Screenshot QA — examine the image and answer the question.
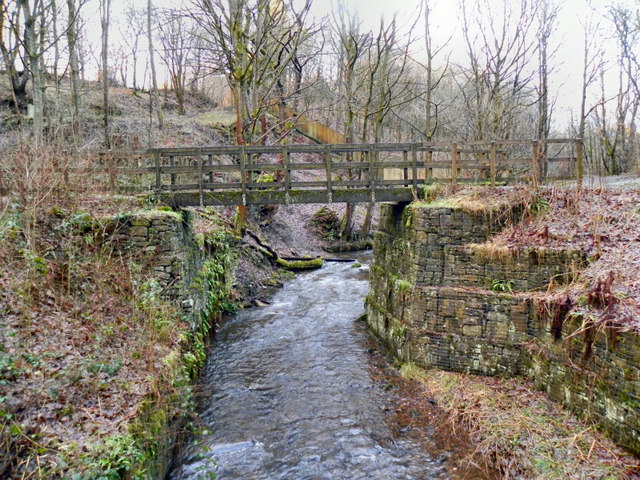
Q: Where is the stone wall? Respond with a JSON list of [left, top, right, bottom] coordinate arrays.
[[105, 209, 207, 323], [367, 202, 640, 455]]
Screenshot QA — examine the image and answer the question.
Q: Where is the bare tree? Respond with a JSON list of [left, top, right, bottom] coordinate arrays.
[[535, 0, 560, 177], [1, 1, 30, 113], [576, 10, 605, 173], [331, 2, 367, 237], [20, 0, 45, 145], [609, 4, 640, 173], [423, 0, 450, 141], [359, 17, 416, 237], [120, 5, 145, 90], [157, 9, 195, 115], [100, 0, 111, 148], [190, 0, 315, 231], [459, 0, 538, 140], [190, 0, 314, 145], [148, 0, 164, 131]]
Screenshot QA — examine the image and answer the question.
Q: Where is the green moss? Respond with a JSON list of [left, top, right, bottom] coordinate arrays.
[[276, 257, 324, 270], [256, 173, 277, 183], [155, 206, 174, 213], [194, 233, 205, 249], [395, 278, 412, 292]]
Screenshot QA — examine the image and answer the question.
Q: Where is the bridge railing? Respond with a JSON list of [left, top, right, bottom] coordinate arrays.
[[4, 139, 578, 201], [138, 139, 580, 205]]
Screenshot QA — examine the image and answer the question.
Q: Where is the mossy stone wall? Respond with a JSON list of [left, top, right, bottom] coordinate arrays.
[[104, 209, 225, 477], [367, 202, 640, 454], [106, 210, 206, 320]]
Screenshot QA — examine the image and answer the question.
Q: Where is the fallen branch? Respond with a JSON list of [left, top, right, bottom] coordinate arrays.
[[245, 229, 324, 270]]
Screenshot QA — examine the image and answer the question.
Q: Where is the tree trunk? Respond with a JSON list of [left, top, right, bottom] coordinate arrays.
[[66, 0, 82, 131], [21, 0, 44, 146], [147, 0, 164, 131], [100, 0, 111, 148]]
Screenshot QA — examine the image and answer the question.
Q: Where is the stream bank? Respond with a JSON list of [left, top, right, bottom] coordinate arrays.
[[366, 187, 640, 477]]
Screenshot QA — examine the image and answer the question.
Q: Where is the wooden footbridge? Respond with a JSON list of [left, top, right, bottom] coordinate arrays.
[[68, 139, 581, 207]]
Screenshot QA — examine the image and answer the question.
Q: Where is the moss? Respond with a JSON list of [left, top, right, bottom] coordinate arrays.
[[194, 233, 205, 249], [276, 256, 324, 270]]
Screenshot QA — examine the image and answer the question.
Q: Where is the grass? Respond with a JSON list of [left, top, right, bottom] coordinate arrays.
[[192, 110, 237, 127], [399, 363, 637, 479]]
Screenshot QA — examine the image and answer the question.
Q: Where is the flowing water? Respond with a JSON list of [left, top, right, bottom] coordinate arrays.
[[168, 254, 453, 480]]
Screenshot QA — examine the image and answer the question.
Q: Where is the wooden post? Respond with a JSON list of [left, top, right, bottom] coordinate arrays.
[[576, 138, 583, 189], [368, 145, 375, 202], [426, 147, 433, 180], [207, 154, 214, 186], [169, 155, 176, 188], [411, 144, 418, 192], [154, 152, 161, 192], [325, 145, 333, 203], [490, 141, 497, 187], [531, 140, 539, 190], [198, 155, 204, 206], [451, 142, 458, 185], [283, 145, 290, 204], [403, 149, 409, 186]]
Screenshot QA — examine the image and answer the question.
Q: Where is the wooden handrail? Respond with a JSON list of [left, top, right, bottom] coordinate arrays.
[[45, 139, 581, 202]]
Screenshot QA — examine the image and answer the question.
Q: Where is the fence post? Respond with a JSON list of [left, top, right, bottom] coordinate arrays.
[[207, 154, 214, 185], [411, 144, 418, 192], [169, 155, 176, 188], [368, 145, 375, 202], [154, 152, 161, 192], [198, 155, 204, 207], [283, 145, 290, 204], [403, 149, 409, 186], [490, 141, 497, 187], [576, 138, 583, 189], [451, 142, 458, 185], [531, 140, 539, 190]]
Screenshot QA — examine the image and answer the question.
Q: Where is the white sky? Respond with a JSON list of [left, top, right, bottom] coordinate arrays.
[[87, 0, 631, 130]]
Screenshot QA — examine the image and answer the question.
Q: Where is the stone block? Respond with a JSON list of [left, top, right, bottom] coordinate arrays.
[[129, 226, 148, 237], [130, 218, 151, 227]]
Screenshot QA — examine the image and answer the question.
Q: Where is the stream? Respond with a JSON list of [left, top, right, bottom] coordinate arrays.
[[168, 253, 464, 479]]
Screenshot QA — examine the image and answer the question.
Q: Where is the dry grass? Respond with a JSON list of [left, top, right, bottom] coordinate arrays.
[[467, 242, 515, 262], [487, 187, 640, 330], [418, 184, 531, 215], [400, 364, 640, 479], [0, 143, 193, 478]]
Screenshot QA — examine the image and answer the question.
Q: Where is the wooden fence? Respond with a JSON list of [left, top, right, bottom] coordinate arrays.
[[0, 139, 582, 205]]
